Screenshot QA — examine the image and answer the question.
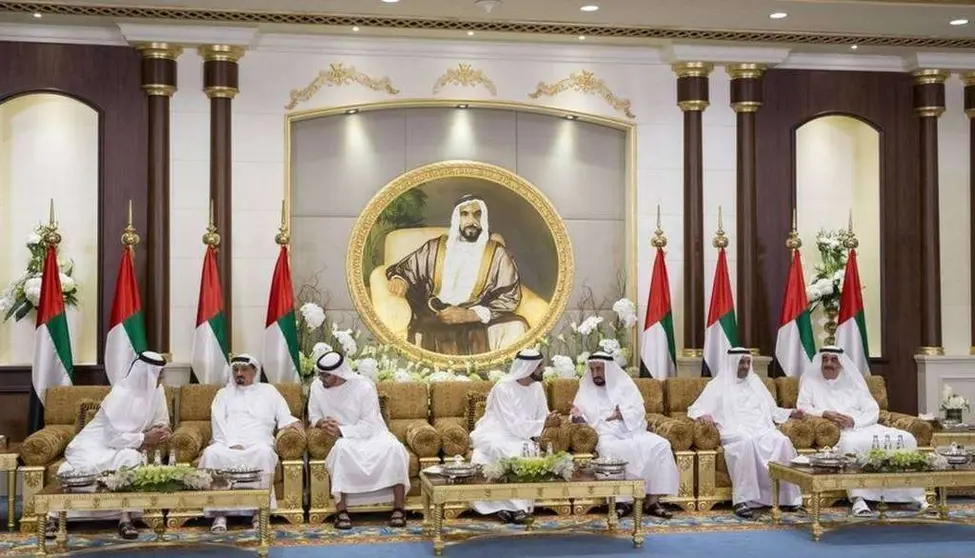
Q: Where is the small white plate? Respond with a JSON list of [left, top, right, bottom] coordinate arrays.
[[791, 456, 811, 466], [422, 466, 444, 475]]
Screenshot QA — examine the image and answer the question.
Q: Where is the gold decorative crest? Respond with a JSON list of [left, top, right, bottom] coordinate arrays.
[[528, 70, 635, 119], [432, 63, 498, 96], [285, 63, 400, 110], [346, 160, 574, 369]]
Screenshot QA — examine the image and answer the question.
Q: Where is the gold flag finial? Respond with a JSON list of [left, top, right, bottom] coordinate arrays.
[[843, 210, 859, 250], [713, 206, 729, 249], [43, 199, 62, 247], [121, 199, 141, 248], [651, 204, 667, 248], [786, 208, 801, 250], [202, 199, 221, 247], [275, 199, 291, 246]]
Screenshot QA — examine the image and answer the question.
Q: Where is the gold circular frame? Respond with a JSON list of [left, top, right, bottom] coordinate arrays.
[[347, 160, 574, 369]]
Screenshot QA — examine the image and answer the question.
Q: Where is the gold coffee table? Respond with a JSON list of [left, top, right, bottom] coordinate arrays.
[[0, 444, 18, 531], [769, 461, 975, 541], [32, 481, 272, 556], [420, 470, 646, 556]]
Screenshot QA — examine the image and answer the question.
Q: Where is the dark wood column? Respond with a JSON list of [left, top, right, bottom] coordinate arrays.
[[913, 69, 948, 356], [136, 43, 181, 354], [965, 72, 975, 355], [200, 44, 243, 343], [674, 62, 712, 357], [728, 63, 764, 353]]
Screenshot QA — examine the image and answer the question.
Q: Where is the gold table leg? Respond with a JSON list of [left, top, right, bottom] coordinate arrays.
[[811, 492, 822, 542], [877, 497, 888, 521], [938, 487, 949, 520], [421, 489, 431, 535], [35, 513, 46, 556], [606, 497, 618, 534], [632, 497, 644, 548], [258, 503, 270, 557], [771, 479, 781, 525], [56, 511, 66, 552], [6, 469, 15, 532], [433, 504, 445, 557]]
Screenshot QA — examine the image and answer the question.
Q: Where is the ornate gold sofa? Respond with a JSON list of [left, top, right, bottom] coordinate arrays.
[[546, 378, 697, 512], [368, 227, 550, 339], [18, 385, 176, 533], [663, 377, 815, 511], [305, 381, 442, 523], [166, 383, 307, 526]]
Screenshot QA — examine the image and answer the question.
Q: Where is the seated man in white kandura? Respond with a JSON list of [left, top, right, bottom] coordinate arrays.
[[572, 352, 677, 519], [470, 348, 561, 524], [199, 354, 302, 534], [48, 351, 171, 540], [798, 346, 929, 517], [309, 351, 410, 530], [688, 347, 803, 519]]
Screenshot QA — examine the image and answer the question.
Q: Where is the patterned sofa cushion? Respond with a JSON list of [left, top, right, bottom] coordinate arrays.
[[75, 400, 101, 433], [465, 392, 489, 433]]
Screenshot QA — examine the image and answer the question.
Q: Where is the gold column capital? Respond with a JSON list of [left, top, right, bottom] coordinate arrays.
[[136, 42, 183, 60], [199, 44, 245, 63], [143, 85, 176, 97], [672, 61, 713, 78], [680, 348, 703, 358], [913, 68, 949, 85], [203, 86, 238, 100], [726, 63, 766, 80], [915, 106, 946, 118], [918, 346, 945, 356], [732, 101, 761, 113], [962, 71, 975, 87], [678, 100, 709, 111]]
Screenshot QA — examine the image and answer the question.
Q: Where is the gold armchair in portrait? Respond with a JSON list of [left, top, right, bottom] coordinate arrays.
[[369, 226, 550, 342]]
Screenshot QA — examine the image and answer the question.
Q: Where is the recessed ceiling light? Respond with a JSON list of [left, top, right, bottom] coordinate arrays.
[[580, 5, 599, 12], [565, 114, 578, 120], [769, 12, 787, 19], [850, 44, 858, 50], [578, 35, 586, 40], [381, 0, 399, 3], [32, 12, 42, 18], [467, 30, 475, 36], [456, 104, 469, 109], [950, 18, 969, 25], [346, 108, 359, 115], [352, 26, 360, 32]]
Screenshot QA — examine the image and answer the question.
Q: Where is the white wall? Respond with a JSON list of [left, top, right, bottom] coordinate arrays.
[[166, 37, 741, 363], [0, 93, 99, 365]]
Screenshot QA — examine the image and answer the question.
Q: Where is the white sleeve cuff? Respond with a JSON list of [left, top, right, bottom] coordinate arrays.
[[471, 305, 491, 324]]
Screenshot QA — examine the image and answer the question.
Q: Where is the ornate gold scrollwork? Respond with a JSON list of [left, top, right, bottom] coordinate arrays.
[[528, 70, 635, 118]]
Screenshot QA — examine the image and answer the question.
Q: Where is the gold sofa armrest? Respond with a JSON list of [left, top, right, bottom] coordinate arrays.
[[170, 422, 210, 464], [806, 416, 841, 448], [540, 422, 573, 453], [647, 413, 693, 451], [778, 418, 815, 450], [306, 427, 339, 460], [21, 425, 75, 466], [405, 423, 442, 459], [883, 412, 934, 447], [275, 427, 307, 461]]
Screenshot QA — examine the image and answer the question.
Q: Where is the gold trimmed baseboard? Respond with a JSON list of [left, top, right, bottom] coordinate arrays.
[[918, 346, 946, 356]]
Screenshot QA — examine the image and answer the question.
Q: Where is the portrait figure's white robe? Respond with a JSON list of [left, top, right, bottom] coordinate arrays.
[[308, 377, 410, 507], [689, 353, 801, 507], [469, 362, 550, 514], [199, 382, 298, 515], [573, 361, 678, 501]]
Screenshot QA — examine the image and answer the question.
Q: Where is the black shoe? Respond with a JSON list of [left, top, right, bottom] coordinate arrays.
[[645, 502, 673, 520], [44, 517, 58, 540], [511, 511, 532, 525], [497, 510, 514, 524], [781, 505, 803, 513], [733, 503, 755, 520], [614, 502, 634, 518], [118, 521, 139, 540]]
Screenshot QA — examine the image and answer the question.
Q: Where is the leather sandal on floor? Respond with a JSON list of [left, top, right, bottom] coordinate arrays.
[[334, 511, 353, 530], [733, 503, 755, 520], [615, 503, 634, 518], [118, 521, 138, 540], [44, 517, 58, 540], [646, 502, 673, 520], [389, 508, 407, 528], [511, 511, 532, 525]]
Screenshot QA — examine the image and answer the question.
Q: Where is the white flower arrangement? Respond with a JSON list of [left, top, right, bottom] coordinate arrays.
[[299, 303, 326, 331], [331, 324, 358, 357], [612, 298, 638, 328], [806, 229, 854, 313], [941, 384, 970, 412], [575, 316, 604, 336], [1, 225, 78, 323]]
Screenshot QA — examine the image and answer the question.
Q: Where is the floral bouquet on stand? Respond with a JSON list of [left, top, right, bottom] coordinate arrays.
[[482, 451, 575, 483], [805, 228, 854, 345], [0, 225, 78, 323], [101, 465, 214, 492], [940, 384, 970, 424]]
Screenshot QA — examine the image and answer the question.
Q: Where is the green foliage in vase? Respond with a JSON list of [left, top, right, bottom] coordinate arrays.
[[363, 189, 428, 286], [484, 451, 575, 483], [861, 449, 933, 473]]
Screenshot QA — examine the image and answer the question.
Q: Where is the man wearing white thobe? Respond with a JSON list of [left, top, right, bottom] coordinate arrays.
[[688, 348, 803, 519], [309, 351, 410, 530], [199, 354, 301, 533], [798, 346, 928, 517], [49, 351, 171, 540], [571, 352, 677, 519], [469, 348, 561, 524]]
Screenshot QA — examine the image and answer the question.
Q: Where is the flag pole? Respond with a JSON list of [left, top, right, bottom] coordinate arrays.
[[121, 199, 141, 250], [713, 206, 728, 249], [43, 198, 62, 247], [203, 199, 221, 247], [844, 210, 859, 250], [652, 204, 667, 249], [275, 198, 290, 246], [786, 208, 801, 251]]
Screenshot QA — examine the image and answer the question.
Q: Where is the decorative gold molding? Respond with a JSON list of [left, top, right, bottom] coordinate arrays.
[[680, 348, 703, 358], [204, 85, 239, 100], [143, 84, 176, 97], [673, 62, 714, 78], [678, 100, 709, 112], [198, 44, 244, 63], [528, 70, 634, 119], [731, 101, 762, 113], [6, 3, 975, 49], [962, 72, 975, 87], [432, 63, 497, 96], [915, 106, 946, 118], [136, 42, 182, 60], [913, 69, 950, 85], [286, 63, 399, 110], [918, 346, 946, 356], [726, 63, 765, 80]]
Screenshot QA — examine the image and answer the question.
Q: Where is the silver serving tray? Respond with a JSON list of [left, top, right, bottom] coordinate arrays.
[[936, 447, 970, 465], [58, 473, 98, 488], [218, 468, 263, 483], [441, 463, 479, 478], [809, 454, 853, 469]]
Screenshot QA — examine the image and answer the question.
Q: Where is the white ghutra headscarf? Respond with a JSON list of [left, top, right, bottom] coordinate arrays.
[[500, 348, 543, 382], [688, 348, 777, 424], [800, 345, 869, 399], [438, 196, 490, 306], [101, 351, 166, 434]]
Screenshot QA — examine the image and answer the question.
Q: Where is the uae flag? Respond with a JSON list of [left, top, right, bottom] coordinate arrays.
[[836, 249, 870, 375], [105, 247, 148, 384], [774, 250, 816, 377], [702, 248, 739, 377], [641, 247, 676, 379], [190, 246, 230, 384], [29, 244, 74, 433], [263, 246, 301, 383]]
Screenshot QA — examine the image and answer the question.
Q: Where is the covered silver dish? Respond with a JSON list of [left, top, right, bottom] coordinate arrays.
[[809, 447, 854, 469], [57, 470, 98, 488], [591, 457, 628, 479], [441, 456, 478, 478], [937, 444, 970, 466], [217, 466, 263, 483]]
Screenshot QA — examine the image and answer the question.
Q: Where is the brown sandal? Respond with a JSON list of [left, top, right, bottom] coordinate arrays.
[[389, 508, 407, 528], [44, 517, 58, 540], [333, 511, 352, 530]]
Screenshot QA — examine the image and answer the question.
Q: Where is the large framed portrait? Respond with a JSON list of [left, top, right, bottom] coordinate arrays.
[[347, 160, 574, 369]]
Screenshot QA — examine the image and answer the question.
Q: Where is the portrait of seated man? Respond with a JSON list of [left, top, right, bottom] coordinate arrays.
[[384, 194, 528, 356]]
